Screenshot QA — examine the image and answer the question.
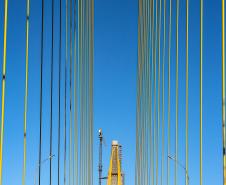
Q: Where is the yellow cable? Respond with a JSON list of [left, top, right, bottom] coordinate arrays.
[[144, 2, 149, 184], [149, 0, 154, 184], [0, 1, 8, 184], [142, 0, 145, 183], [186, 0, 189, 185], [90, 0, 93, 180], [22, 0, 30, 185], [69, 0, 72, 184], [140, 0, 144, 182], [89, 0, 94, 183], [157, 0, 161, 183], [161, 0, 166, 184], [148, 3, 152, 182], [136, 1, 142, 183], [64, 0, 68, 184], [73, 2, 78, 185], [140, 2, 144, 183], [151, 0, 155, 184], [78, 0, 83, 184], [167, 1, 171, 184], [200, 0, 203, 184], [80, 1, 84, 184], [222, 0, 226, 184], [175, 0, 179, 184], [155, 0, 158, 183], [85, 2, 89, 184]]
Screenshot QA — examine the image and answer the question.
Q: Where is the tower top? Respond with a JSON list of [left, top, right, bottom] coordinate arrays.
[[112, 140, 119, 146]]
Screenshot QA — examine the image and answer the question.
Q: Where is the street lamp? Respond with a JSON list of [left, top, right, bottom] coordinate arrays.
[[168, 155, 189, 185], [34, 154, 55, 185]]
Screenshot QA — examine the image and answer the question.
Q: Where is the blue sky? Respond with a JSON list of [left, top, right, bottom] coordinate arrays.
[[0, 0, 224, 185]]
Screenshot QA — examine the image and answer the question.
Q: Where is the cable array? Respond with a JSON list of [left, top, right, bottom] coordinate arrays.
[[0, 0, 224, 184], [78, 0, 94, 185], [135, 0, 152, 184], [16, 0, 93, 184], [135, 0, 193, 185]]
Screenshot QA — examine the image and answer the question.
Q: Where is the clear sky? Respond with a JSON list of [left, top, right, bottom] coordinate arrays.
[[0, 0, 223, 185]]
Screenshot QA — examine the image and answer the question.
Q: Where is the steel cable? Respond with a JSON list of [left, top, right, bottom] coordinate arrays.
[[22, 0, 30, 184]]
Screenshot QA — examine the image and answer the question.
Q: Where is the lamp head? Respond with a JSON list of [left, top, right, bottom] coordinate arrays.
[[98, 129, 102, 137]]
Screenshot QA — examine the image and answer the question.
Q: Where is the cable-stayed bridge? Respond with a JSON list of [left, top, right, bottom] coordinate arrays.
[[0, 0, 226, 185]]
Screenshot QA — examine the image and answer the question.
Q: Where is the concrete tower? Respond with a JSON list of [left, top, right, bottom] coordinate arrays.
[[107, 141, 124, 185]]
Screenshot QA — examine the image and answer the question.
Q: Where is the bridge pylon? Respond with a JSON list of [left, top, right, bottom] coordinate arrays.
[[107, 141, 124, 185]]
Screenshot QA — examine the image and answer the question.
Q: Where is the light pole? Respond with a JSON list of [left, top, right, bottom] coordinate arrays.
[[168, 155, 189, 185], [34, 154, 55, 185], [98, 129, 103, 185]]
